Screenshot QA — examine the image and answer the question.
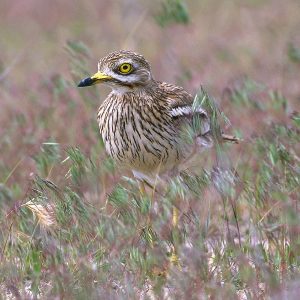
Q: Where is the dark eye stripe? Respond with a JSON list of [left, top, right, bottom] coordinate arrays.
[[111, 78, 134, 88]]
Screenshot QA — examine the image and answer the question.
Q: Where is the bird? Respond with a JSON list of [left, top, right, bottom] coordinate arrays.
[[78, 50, 238, 268], [78, 50, 238, 187]]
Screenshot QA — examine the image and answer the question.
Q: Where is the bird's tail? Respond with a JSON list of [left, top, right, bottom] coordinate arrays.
[[221, 133, 241, 144], [196, 132, 241, 148]]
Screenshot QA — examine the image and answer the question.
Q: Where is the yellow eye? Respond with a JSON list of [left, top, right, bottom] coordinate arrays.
[[119, 63, 133, 74]]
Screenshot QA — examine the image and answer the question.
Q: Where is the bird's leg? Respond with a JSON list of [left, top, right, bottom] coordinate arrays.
[[172, 206, 179, 227], [170, 205, 181, 269], [139, 180, 146, 195], [138, 180, 155, 249], [138, 180, 152, 226]]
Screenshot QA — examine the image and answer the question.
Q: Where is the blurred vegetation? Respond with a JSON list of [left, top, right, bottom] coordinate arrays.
[[0, 0, 300, 298], [288, 43, 300, 63], [155, 0, 189, 27]]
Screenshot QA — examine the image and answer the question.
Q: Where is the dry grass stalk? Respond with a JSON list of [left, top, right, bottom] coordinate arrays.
[[23, 199, 56, 228]]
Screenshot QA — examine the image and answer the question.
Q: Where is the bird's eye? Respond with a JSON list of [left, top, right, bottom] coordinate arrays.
[[118, 63, 133, 74]]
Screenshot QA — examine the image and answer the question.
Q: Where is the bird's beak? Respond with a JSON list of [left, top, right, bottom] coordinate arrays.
[[77, 71, 112, 87]]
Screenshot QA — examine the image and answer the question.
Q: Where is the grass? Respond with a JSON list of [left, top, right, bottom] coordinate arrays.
[[1, 62, 299, 297], [1, 0, 300, 298]]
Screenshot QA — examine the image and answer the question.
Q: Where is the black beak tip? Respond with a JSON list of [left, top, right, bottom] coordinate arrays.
[[77, 77, 93, 87], [77, 81, 85, 87]]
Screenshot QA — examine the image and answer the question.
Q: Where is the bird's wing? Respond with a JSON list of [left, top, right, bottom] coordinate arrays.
[[159, 82, 240, 145], [158, 82, 210, 135]]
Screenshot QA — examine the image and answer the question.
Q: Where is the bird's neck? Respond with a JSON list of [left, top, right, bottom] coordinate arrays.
[[111, 85, 134, 95], [108, 81, 161, 107], [110, 80, 158, 97]]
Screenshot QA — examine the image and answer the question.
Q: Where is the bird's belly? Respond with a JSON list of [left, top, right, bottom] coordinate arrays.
[[100, 113, 180, 174]]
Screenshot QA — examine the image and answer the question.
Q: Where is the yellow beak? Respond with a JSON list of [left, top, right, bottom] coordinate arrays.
[[77, 71, 112, 87]]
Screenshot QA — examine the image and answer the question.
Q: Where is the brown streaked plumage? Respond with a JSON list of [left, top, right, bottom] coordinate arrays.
[[78, 50, 238, 184]]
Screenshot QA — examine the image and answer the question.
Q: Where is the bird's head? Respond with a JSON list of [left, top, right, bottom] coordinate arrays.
[[78, 50, 153, 93]]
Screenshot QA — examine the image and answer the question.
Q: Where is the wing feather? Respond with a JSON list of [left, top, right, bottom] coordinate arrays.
[[157, 82, 240, 144], [158, 82, 210, 134]]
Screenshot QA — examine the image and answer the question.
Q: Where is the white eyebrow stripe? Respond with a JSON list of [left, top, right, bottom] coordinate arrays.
[[170, 106, 207, 117]]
